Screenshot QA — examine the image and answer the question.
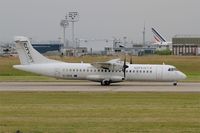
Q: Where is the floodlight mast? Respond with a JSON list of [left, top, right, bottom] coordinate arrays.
[[143, 22, 146, 45], [60, 19, 69, 48], [67, 12, 79, 48]]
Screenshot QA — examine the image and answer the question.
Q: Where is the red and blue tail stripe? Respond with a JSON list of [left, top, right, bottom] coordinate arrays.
[[152, 28, 166, 42]]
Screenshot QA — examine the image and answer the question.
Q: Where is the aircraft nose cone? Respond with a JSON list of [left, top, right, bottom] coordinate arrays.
[[183, 73, 187, 79], [180, 72, 187, 80]]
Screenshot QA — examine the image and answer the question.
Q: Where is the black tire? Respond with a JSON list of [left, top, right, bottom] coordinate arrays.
[[101, 80, 110, 86], [105, 81, 110, 86], [173, 82, 177, 86]]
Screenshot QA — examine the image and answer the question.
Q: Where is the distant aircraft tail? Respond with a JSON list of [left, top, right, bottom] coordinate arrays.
[[151, 28, 167, 43], [14, 36, 57, 65]]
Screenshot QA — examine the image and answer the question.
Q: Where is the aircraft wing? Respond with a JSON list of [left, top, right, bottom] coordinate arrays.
[[91, 58, 123, 70]]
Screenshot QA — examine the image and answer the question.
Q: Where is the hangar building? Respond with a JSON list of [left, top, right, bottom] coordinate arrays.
[[172, 36, 200, 56]]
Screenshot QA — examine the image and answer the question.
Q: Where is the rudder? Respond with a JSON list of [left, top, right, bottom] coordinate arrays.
[[14, 36, 57, 65]]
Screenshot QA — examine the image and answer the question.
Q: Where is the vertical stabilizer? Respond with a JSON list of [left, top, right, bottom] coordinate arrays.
[[14, 36, 57, 65], [151, 28, 167, 43]]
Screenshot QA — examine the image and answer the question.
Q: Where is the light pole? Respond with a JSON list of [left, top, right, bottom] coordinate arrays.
[[60, 19, 69, 48], [143, 22, 146, 45], [67, 12, 79, 48]]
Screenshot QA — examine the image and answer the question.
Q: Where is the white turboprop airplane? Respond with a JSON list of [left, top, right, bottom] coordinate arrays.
[[13, 36, 186, 86], [152, 27, 172, 45]]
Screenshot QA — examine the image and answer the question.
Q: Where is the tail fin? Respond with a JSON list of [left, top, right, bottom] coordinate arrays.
[[14, 36, 57, 65], [151, 28, 167, 43]]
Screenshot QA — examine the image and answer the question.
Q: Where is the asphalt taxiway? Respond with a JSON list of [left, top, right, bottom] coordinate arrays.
[[0, 82, 199, 92]]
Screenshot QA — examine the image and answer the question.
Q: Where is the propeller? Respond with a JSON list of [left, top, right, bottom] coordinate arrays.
[[122, 56, 129, 78], [130, 56, 133, 64]]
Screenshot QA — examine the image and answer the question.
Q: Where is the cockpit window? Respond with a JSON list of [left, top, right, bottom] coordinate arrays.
[[168, 68, 177, 71]]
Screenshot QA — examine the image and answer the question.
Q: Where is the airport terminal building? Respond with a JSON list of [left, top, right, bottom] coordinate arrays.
[[32, 43, 62, 54], [172, 36, 200, 56]]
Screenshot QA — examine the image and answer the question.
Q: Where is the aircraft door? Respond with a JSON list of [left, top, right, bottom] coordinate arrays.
[[156, 66, 163, 80]]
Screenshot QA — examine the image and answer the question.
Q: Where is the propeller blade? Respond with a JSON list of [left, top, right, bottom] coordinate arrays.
[[123, 56, 129, 78], [124, 56, 126, 67], [130, 56, 133, 64]]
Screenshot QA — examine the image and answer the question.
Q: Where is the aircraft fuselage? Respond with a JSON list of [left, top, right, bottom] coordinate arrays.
[[14, 63, 186, 83]]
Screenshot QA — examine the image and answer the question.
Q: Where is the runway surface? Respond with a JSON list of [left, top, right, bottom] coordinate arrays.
[[0, 82, 199, 92]]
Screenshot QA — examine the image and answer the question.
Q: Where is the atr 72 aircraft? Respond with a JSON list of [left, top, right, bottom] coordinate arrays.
[[13, 36, 186, 86]]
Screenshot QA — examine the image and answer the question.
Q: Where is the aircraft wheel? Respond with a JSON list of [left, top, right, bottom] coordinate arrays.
[[173, 82, 177, 86], [105, 81, 110, 86], [101, 80, 110, 86]]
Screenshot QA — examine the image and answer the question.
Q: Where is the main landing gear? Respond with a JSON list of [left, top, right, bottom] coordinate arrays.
[[173, 82, 178, 86], [101, 80, 111, 86]]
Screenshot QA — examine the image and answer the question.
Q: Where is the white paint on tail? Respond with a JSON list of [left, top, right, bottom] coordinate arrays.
[[14, 36, 58, 65]]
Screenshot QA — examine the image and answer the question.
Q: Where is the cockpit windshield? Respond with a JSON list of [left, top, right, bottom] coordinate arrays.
[[168, 68, 177, 71]]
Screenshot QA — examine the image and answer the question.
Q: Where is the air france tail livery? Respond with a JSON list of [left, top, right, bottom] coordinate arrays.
[[13, 36, 186, 86], [152, 28, 172, 45]]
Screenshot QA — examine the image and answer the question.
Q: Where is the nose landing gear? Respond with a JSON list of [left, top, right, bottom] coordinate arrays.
[[173, 82, 177, 86]]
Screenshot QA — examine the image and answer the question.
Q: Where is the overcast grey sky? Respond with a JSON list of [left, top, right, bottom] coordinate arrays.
[[0, 0, 199, 42]]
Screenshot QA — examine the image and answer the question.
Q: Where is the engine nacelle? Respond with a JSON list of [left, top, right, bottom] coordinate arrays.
[[110, 76, 125, 83]]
